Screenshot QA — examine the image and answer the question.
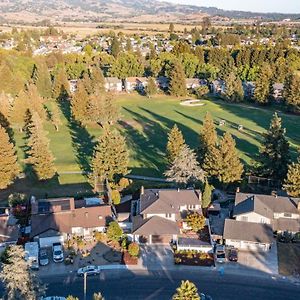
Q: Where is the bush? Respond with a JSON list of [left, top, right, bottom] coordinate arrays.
[[107, 221, 123, 241], [94, 231, 106, 243], [128, 243, 139, 257], [8, 193, 27, 207], [185, 213, 206, 233], [121, 236, 128, 250]]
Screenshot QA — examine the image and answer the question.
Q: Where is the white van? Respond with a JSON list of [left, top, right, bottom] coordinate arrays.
[[25, 242, 39, 270]]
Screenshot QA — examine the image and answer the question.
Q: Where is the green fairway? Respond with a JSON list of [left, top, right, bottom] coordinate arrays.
[[1, 93, 299, 200]]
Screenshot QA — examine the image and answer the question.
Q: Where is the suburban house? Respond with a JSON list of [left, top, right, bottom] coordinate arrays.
[[30, 197, 112, 248], [131, 189, 205, 245], [156, 76, 169, 90], [125, 77, 148, 92], [272, 83, 284, 101], [69, 79, 78, 94], [243, 81, 256, 98], [223, 193, 300, 251], [0, 209, 19, 248], [104, 77, 123, 92], [210, 79, 226, 95], [185, 78, 207, 90]]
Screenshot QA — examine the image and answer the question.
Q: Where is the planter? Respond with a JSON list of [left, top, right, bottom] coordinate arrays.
[[174, 251, 214, 267], [122, 251, 138, 265]]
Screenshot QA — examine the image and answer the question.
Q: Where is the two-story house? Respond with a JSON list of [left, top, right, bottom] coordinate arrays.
[[223, 193, 300, 251], [30, 197, 112, 248], [104, 77, 123, 92], [131, 188, 202, 245]]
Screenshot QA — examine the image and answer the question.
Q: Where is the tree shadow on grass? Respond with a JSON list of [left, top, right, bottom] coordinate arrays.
[[58, 100, 96, 174]]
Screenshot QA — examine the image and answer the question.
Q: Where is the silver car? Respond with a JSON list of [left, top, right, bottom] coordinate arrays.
[[39, 249, 49, 266]]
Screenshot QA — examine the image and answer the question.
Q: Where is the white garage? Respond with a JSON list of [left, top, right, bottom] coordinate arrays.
[[36, 230, 65, 248], [225, 239, 270, 252]]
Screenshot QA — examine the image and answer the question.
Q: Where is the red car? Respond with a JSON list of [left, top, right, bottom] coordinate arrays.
[[228, 248, 238, 262]]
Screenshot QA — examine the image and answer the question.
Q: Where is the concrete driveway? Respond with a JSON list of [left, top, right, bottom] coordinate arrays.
[[224, 243, 278, 275]]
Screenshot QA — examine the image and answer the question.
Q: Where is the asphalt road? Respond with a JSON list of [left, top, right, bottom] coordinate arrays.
[[42, 269, 300, 300]]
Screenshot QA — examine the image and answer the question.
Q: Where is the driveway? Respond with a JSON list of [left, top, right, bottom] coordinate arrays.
[[223, 243, 278, 275]]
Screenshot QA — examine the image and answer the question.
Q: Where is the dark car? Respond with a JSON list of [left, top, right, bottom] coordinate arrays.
[[228, 248, 238, 262]]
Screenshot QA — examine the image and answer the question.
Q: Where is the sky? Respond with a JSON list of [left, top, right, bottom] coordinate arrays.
[[167, 0, 300, 14]]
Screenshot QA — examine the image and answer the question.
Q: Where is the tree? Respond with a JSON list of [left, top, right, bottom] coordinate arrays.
[[224, 72, 244, 102], [165, 144, 205, 185], [10, 90, 29, 132], [284, 73, 300, 112], [71, 81, 89, 124], [202, 179, 212, 209], [111, 36, 121, 58], [92, 127, 129, 189], [145, 77, 157, 98], [128, 243, 140, 257], [66, 296, 79, 300], [204, 132, 243, 185], [169, 23, 175, 33], [26, 112, 56, 180], [0, 245, 45, 300], [27, 84, 46, 120], [90, 66, 105, 93], [0, 125, 20, 189], [195, 85, 209, 99], [169, 62, 187, 97], [0, 92, 12, 123], [52, 67, 70, 100], [166, 124, 186, 164], [258, 113, 290, 181], [186, 212, 206, 233], [111, 190, 121, 205], [284, 154, 300, 197], [254, 64, 272, 104], [107, 221, 123, 241], [33, 62, 52, 98], [93, 292, 105, 300], [172, 280, 200, 300], [198, 112, 217, 166]]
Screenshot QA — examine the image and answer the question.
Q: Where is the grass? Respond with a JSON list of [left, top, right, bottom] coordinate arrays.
[[277, 242, 300, 276], [1, 93, 299, 201]]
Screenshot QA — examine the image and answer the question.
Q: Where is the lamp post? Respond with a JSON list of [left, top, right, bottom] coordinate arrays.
[[83, 272, 87, 300]]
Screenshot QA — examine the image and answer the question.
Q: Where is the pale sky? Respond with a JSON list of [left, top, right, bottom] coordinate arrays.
[[167, 0, 300, 14]]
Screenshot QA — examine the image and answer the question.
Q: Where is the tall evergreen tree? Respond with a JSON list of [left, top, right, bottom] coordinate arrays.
[[145, 77, 157, 98], [283, 153, 300, 197], [26, 112, 56, 180], [111, 36, 121, 58], [90, 66, 105, 93], [258, 113, 290, 181], [0, 125, 20, 189], [0, 92, 12, 121], [10, 90, 29, 132], [224, 72, 244, 102], [198, 112, 217, 165], [166, 124, 185, 164], [172, 280, 200, 300], [27, 84, 46, 120], [169, 62, 187, 97], [254, 64, 272, 104], [165, 144, 204, 185], [71, 81, 89, 124], [33, 62, 52, 98], [284, 73, 300, 112], [92, 127, 129, 190], [202, 179, 212, 209], [0, 245, 45, 300], [52, 67, 70, 100]]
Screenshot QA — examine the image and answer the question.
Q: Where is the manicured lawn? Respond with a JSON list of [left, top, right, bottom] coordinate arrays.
[[277, 242, 300, 276], [1, 93, 299, 200]]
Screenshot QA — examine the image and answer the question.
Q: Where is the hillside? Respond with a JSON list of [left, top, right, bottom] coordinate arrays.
[[0, 0, 299, 24]]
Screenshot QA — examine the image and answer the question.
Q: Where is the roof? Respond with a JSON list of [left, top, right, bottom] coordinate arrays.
[[223, 219, 273, 244], [273, 218, 300, 233], [177, 236, 211, 247], [140, 189, 201, 214], [132, 215, 179, 235], [105, 77, 121, 84], [126, 77, 148, 83], [0, 216, 19, 243], [234, 193, 299, 217]]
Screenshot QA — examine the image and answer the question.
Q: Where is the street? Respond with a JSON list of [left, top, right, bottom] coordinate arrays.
[[41, 269, 300, 300]]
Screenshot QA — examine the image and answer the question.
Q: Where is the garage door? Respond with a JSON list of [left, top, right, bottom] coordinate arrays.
[[39, 236, 64, 248], [152, 235, 172, 244], [241, 241, 266, 251]]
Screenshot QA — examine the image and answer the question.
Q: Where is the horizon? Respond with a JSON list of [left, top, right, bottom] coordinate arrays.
[[166, 0, 300, 14]]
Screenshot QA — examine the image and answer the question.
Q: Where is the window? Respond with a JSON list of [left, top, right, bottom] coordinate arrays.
[[165, 213, 172, 218], [284, 213, 292, 218], [241, 216, 248, 222], [189, 205, 196, 210]]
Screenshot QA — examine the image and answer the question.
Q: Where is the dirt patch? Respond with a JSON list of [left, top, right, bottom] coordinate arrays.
[[277, 242, 300, 276]]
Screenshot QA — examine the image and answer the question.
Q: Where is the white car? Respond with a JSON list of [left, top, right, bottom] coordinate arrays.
[[52, 243, 64, 263], [77, 265, 100, 277], [216, 245, 226, 263]]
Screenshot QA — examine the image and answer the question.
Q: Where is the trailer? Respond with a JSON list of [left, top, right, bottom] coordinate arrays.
[[25, 242, 39, 270]]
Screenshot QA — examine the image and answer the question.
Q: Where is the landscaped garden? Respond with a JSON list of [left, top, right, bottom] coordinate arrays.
[[1, 93, 299, 200]]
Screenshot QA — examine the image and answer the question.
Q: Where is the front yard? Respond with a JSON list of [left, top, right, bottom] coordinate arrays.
[[277, 242, 300, 276]]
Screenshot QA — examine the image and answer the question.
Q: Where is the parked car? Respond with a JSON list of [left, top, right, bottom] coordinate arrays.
[[39, 249, 49, 266], [216, 245, 226, 263], [200, 293, 212, 300], [52, 243, 64, 263], [77, 265, 100, 277], [228, 248, 238, 262]]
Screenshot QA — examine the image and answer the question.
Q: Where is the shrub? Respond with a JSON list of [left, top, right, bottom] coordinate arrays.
[[128, 242, 139, 257], [111, 190, 121, 205], [8, 193, 27, 207], [121, 236, 128, 250], [107, 221, 123, 241], [94, 231, 106, 243], [185, 212, 206, 233]]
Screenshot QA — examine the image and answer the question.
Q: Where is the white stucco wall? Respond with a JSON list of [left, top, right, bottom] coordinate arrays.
[[236, 212, 271, 224]]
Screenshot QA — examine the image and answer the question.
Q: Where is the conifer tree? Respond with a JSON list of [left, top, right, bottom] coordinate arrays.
[[82, 72, 93, 94], [166, 124, 185, 164], [224, 72, 244, 102], [71, 81, 89, 124], [258, 113, 290, 181], [111, 36, 121, 58], [33, 62, 52, 98], [284, 153, 300, 197], [52, 67, 70, 100], [0, 92, 12, 121], [90, 66, 105, 93], [169, 62, 187, 97], [10, 90, 29, 132], [145, 77, 157, 98], [202, 179, 212, 209], [172, 280, 200, 300], [254, 64, 272, 104], [165, 144, 204, 185], [92, 127, 129, 190], [198, 112, 217, 165], [0, 245, 46, 300], [26, 112, 56, 180], [0, 125, 20, 190], [284, 73, 300, 112], [27, 84, 46, 120]]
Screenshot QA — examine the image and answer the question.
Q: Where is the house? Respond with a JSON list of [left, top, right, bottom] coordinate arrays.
[[185, 78, 207, 90], [131, 188, 202, 245], [156, 76, 169, 90], [223, 193, 300, 251], [210, 80, 226, 95], [243, 81, 256, 98], [125, 77, 148, 92], [104, 77, 123, 92], [69, 79, 78, 94], [272, 83, 284, 101], [0, 209, 19, 248], [30, 197, 112, 248]]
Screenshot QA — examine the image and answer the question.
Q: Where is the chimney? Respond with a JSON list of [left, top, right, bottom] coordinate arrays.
[[236, 187, 240, 193], [297, 202, 300, 211], [141, 186, 144, 195]]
